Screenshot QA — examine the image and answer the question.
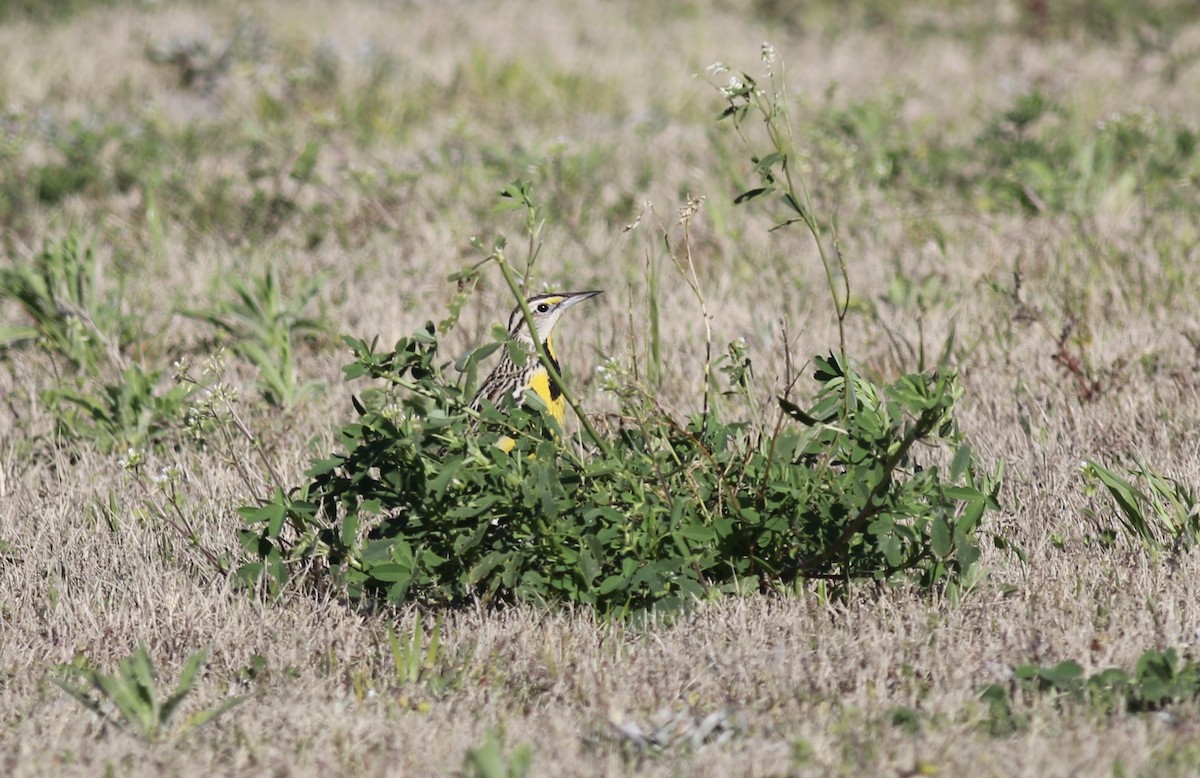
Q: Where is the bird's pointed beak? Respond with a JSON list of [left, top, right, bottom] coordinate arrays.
[[560, 290, 602, 310]]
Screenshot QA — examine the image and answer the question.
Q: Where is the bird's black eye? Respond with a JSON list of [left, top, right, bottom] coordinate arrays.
[[536, 303, 550, 313]]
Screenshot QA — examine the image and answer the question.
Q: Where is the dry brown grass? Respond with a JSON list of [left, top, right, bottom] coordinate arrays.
[[4, 0, 1200, 774]]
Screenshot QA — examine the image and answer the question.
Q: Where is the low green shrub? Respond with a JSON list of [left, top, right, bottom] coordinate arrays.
[[236, 322, 999, 618]]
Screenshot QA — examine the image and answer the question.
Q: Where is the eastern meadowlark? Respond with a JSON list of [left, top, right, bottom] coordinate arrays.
[[470, 290, 601, 449]]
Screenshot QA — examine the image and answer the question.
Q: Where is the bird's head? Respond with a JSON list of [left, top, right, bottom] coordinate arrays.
[[507, 290, 602, 345]]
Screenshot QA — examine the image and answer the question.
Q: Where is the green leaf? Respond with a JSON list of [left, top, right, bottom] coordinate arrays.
[[943, 486, 983, 501], [676, 525, 717, 543], [950, 443, 973, 480], [453, 522, 490, 555], [578, 542, 600, 586], [468, 552, 506, 585], [290, 140, 320, 183], [1039, 660, 1085, 687], [178, 694, 248, 738], [778, 396, 821, 425], [598, 574, 627, 596], [734, 186, 775, 204], [369, 563, 412, 583], [753, 151, 784, 172], [160, 647, 209, 725], [341, 512, 360, 547], [930, 517, 952, 559], [0, 324, 39, 345]]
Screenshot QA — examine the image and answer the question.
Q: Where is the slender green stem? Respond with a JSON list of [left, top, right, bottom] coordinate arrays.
[[752, 60, 851, 417]]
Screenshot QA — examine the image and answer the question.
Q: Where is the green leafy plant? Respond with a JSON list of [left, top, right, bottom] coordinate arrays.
[[980, 648, 1200, 736], [978, 682, 1027, 737], [0, 232, 134, 372], [958, 93, 1199, 221], [387, 610, 472, 702], [1, 233, 189, 450], [45, 362, 189, 451], [1082, 459, 1200, 551], [53, 644, 246, 742], [766, 77, 1200, 228], [235, 320, 998, 617], [33, 120, 110, 205], [186, 265, 327, 408], [461, 729, 533, 778]]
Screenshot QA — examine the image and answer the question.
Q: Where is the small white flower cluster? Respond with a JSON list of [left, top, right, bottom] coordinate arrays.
[[706, 62, 748, 98], [1095, 107, 1156, 135], [172, 356, 191, 383], [380, 402, 408, 424], [719, 74, 746, 99], [595, 358, 630, 395], [174, 349, 228, 387], [177, 349, 241, 440], [117, 447, 145, 471], [150, 464, 181, 486], [203, 349, 228, 377], [183, 382, 240, 440], [212, 382, 240, 405]]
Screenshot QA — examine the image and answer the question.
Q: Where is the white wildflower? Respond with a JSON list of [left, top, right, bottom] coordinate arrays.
[[201, 348, 227, 377], [117, 447, 145, 470], [381, 402, 407, 423], [151, 465, 180, 485], [720, 74, 746, 98]]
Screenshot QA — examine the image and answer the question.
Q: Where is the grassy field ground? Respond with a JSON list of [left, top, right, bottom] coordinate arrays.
[[4, 0, 1200, 774]]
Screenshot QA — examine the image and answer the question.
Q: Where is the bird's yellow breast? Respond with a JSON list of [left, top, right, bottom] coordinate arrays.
[[527, 368, 565, 424], [529, 333, 566, 424]]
